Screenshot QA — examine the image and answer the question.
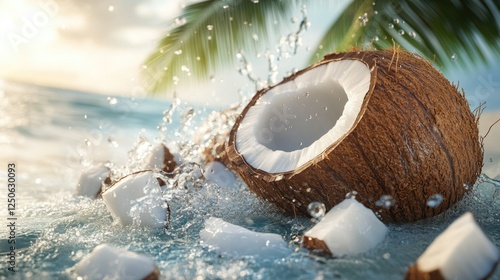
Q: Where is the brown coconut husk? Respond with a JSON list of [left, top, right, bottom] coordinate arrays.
[[225, 49, 483, 223]]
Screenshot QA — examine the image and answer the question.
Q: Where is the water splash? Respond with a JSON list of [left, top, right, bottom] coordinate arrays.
[[426, 194, 443, 208], [375, 195, 395, 209], [307, 202, 326, 221]]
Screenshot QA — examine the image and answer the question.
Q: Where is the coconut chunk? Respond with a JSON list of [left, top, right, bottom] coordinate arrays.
[[200, 217, 289, 258], [203, 161, 236, 188], [102, 171, 169, 228], [302, 198, 388, 256], [143, 143, 177, 172], [406, 212, 500, 280], [72, 244, 159, 280], [74, 163, 111, 198]]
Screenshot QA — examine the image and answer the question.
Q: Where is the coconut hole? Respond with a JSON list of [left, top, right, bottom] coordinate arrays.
[[255, 81, 348, 152]]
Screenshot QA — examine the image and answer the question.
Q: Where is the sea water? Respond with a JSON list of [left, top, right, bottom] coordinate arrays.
[[0, 80, 499, 279]]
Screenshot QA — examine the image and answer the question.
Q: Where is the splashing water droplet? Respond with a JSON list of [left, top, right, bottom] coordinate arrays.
[[107, 97, 117, 105], [427, 194, 443, 207], [251, 0, 259, 3], [393, 18, 400, 24], [409, 31, 416, 38], [252, 33, 259, 41], [345, 191, 358, 199], [375, 195, 395, 209], [305, 92, 310, 98], [388, 23, 394, 29], [451, 53, 457, 61], [373, 36, 379, 42], [307, 202, 326, 220], [399, 29, 405, 35], [206, 25, 213, 31]]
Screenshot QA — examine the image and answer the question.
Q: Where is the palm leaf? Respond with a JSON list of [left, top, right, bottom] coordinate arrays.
[[143, 0, 298, 94], [310, 0, 500, 68]]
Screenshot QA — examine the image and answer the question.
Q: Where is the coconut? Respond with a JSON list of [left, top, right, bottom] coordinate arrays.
[[302, 198, 388, 256], [226, 50, 482, 223], [405, 212, 499, 279], [143, 143, 177, 172], [199, 217, 290, 258], [102, 171, 169, 228], [74, 163, 111, 198], [72, 244, 160, 280]]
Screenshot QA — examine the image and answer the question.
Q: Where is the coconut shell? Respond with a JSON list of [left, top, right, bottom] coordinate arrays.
[[226, 50, 483, 223], [161, 144, 177, 173]]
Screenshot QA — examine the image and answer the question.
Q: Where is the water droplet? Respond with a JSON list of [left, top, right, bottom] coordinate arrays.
[[83, 114, 87, 119], [35, 178, 41, 184], [324, 106, 328, 111], [427, 194, 443, 208], [174, 49, 182, 55], [291, 17, 297, 24], [374, 10, 378, 15], [375, 195, 395, 209], [393, 18, 400, 24], [252, 33, 259, 41], [299, 142, 303, 146], [383, 252, 391, 260], [373, 36, 379, 42], [451, 53, 457, 61], [206, 25, 213, 31], [399, 29, 405, 35], [223, 5, 229, 9], [463, 183, 472, 191], [307, 202, 326, 220], [388, 23, 394, 29], [251, 0, 259, 3], [308, 115, 312, 120], [345, 191, 358, 199], [306, 187, 311, 192], [207, 35, 212, 40], [409, 31, 416, 38], [305, 92, 310, 98], [107, 97, 117, 105]]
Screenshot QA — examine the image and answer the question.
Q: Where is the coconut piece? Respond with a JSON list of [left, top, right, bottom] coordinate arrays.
[[102, 171, 169, 228], [200, 217, 290, 258], [226, 50, 483, 222], [74, 163, 111, 198], [302, 198, 388, 256], [405, 212, 500, 280], [72, 244, 159, 280], [143, 143, 177, 172], [203, 161, 236, 188]]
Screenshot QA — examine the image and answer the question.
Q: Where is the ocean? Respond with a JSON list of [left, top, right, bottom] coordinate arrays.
[[0, 80, 499, 279]]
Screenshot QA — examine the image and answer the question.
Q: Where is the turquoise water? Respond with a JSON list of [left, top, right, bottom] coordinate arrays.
[[0, 80, 499, 279]]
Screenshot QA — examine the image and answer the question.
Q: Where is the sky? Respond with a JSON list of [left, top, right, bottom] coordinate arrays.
[[0, 0, 499, 108], [0, 0, 181, 98]]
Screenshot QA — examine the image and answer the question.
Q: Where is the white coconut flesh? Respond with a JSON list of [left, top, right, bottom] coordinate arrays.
[[416, 212, 500, 279], [236, 60, 371, 173]]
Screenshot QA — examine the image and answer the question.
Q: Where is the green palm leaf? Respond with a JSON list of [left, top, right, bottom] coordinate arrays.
[[311, 0, 500, 67], [144, 0, 500, 95], [143, 0, 298, 94]]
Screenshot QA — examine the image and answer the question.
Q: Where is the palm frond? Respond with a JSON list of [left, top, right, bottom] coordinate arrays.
[[143, 0, 298, 95], [310, 0, 500, 68]]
